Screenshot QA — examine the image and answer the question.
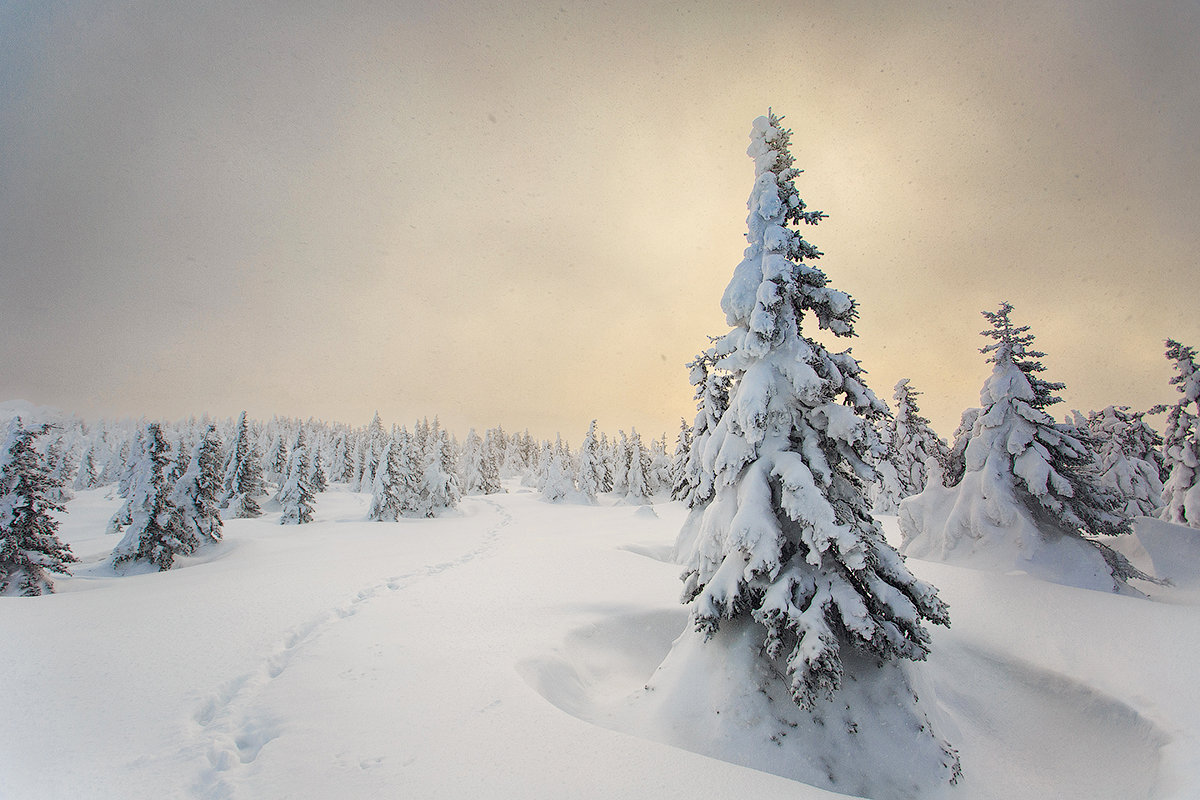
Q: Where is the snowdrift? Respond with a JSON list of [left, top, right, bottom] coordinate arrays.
[[3, 485, 1197, 799]]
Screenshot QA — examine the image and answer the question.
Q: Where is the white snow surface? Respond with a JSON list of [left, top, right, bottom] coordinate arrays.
[[3, 485, 1197, 799]]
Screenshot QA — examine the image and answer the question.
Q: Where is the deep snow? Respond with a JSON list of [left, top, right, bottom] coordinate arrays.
[[3, 484, 1198, 799]]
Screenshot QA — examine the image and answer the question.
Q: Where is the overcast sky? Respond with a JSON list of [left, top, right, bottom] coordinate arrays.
[[2, 0, 1198, 439]]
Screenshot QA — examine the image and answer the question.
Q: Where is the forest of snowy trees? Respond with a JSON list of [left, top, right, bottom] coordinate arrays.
[[0, 403, 691, 593]]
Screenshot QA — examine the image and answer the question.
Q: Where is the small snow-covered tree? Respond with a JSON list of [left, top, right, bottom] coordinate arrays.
[[0, 420, 78, 595], [668, 419, 692, 501], [420, 426, 460, 515], [169, 424, 224, 549], [74, 441, 99, 490], [900, 303, 1152, 590], [1159, 339, 1200, 527], [873, 379, 949, 513], [112, 423, 189, 570], [278, 427, 316, 525], [677, 350, 732, 507], [459, 429, 487, 495], [576, 421, 604, 502], [538, 436, 573, 503], [369, 439, 404, 521], [1085, 406, 1164, 518], [222, 411, 265, 518], [624, 429, 651, 504]]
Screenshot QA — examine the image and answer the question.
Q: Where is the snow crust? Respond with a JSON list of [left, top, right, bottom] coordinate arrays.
[[3, 485, 1196, 799]]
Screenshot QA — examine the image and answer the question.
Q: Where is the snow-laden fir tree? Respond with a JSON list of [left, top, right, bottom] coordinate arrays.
[[941, 406, 981, 488], [0, 419, 78, 595], [74, 441, 99, 490], [668, 419, 692, 501], [648, 434, 673, 494], [624, 429, 651, 504], [278, 427, 316, 525], [369, 438, 405, 521], [169, 424, 224, 549], [1085, 406, 1164, 518], [222, 411, 265, 518], [421, 425, 461, 515], [459, 429, 489, 496], [538, 438, 574, 503], [676, 350, 732, 508], [112, 423, 190, 570], [650, 113, 958, 796], [308, 446, 328, 494], [1158, 339, 1200, 527], [576, 420, 605, 502], [900, 302, 1153, 591], [873, 379, 949, 514]]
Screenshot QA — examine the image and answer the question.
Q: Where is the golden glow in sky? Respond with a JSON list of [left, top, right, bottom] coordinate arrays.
[[1, 1, 1197, 439]]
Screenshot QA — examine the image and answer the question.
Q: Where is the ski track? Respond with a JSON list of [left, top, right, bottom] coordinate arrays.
[[189, 498, 512, 799]]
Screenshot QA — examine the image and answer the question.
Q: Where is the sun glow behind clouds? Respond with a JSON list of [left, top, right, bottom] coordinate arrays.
[[1, 0, 1197, 439]]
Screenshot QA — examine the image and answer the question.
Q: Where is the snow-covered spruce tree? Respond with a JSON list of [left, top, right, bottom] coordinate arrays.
[[169, 424, 224, 550], [112, 423, 190, 570], [369, 439, 404, 521], [940, 406, 981, 488], [0, 419, 78, 595], [624, 429, 651, 504], [576, 420, 604, 502], [668, 419, 692, 501], [873, 379, 949, 514], [74, 442, 99, 490], [677, 350, 732, 508], [900, 303, 1154, 591], [278, 427, 316, 525], [652, 113, 958, 796], [1159, 339, 1200, 527], [222, 411, 265, 518], [1085, 406, 1164, 518], [417, 425, 460, 516]]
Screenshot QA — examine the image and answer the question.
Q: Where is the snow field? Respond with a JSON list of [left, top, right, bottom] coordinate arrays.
[[4, 486, 1200, 799]]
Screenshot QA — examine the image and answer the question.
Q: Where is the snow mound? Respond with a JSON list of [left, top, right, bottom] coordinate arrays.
[[1134, 516, 1200, 588], [521, 609, 1168, 800], [899, 473, 1118, 592]]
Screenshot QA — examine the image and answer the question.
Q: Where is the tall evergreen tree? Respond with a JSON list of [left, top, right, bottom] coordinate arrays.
[[901, 303, 1153, 589], [657, 113, 957, 791], [112, 423, 188, 570], [0, 419, 77, 595], [169, 424, 224, 549], [1159, 339, 1200, 527]]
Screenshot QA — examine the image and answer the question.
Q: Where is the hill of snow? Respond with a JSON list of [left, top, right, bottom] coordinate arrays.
[[3, 485, 1198, 799]]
